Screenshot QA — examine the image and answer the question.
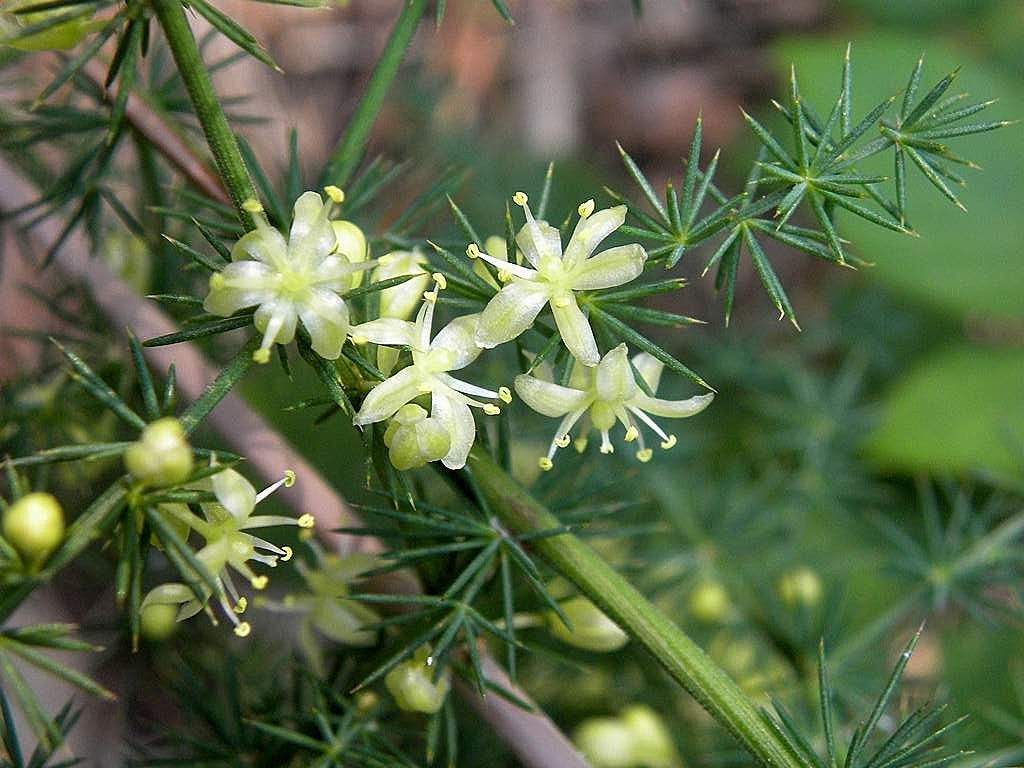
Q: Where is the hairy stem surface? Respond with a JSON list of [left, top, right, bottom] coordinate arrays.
[[468, 445, 802, 768]]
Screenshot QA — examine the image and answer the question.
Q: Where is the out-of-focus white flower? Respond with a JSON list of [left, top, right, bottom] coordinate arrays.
[[472, 193, 647, 366], [351, 278, 509, 470], [514, 344, 713, 469], [141, 466, 312, 637], [204, 189, 374, 364]]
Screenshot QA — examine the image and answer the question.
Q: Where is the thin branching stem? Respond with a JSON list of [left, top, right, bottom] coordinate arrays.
[[150, 0, 260, 228], [467, 445, 804, 768], [319, 0, 429, 189]]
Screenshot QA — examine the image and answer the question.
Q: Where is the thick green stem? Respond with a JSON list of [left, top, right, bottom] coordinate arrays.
[[150, 0, 260, 229], [319, 0, 429, 189], [467, 446, 803, 768]]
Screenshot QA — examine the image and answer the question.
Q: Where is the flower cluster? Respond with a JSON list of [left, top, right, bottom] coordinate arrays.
[[205, 188, 713, 471], [141, 465, 313, 637]]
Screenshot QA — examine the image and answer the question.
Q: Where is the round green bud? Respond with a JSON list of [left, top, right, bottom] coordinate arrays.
[[331, 220, 368, 289], [384, 646, 449, 714], [124, 417, 194, 486], [620, 705, 678, 768], [777, 566, 823, 608], [687, 579, 730, 623], [547, 596, 629, 652], [2, 492, 65, 566], [140, 602, 179, 642], [385, 406, 451, 471], [574, 717, 635, 768]]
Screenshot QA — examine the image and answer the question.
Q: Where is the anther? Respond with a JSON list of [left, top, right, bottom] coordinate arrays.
[[283, 470, 296, 487], [624, 426, 639, 442], [297, 514, 315, 529], [466, 243, 480, 259], [234, 621, 252, 637], [538, 456, 553, 471], [432, 272, 448, 290], [234, 597, 248, 614], [241, 198, 264, 214], [498, 386, 513, 403], [578, 199, 595, 218], [252, 348, 272, 364], [483, 404, 501, 416], [555, 434, 571, 448], [281, 546, 293, 562], [323, 185, 345, 204], [250, 576, 269, 590], [636, 448, 653, 463], [660, 435, 677, 450], [512, 192, 529, 207]]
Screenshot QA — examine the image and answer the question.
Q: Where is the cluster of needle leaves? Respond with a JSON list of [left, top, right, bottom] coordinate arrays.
[[612, 47, 1011, 326]]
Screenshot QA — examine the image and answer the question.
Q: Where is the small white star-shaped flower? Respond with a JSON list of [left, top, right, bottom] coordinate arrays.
[[472, 193, 647, 366], [514, 344, 713, 469]]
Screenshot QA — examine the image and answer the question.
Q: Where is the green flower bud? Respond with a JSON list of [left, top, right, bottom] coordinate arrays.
[[620, 705, 678, 768], [384, 404, 451, 471], [574, 717, 635, 768], [547, 596, 629, 652], [384, 645, 449, 714], [777, 566, 822, 608], [2, 492, 65, 566], [140, 602, 179, 642], [124, 417, 194, 486], [687, 579, 730, 623], [331, 220, 368, 289]]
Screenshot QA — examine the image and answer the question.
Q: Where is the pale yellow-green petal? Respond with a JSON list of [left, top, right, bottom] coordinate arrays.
[[203, 261, 276, 316], [211, 467, 257, 521], [230, 226, 287, 267], [631, 352, 664, 394], [350, 318, 416, 347], [354, 366, 422, 426], [514, 374, 591, 418], [141, 582, 193, 609], [299, 288, 349, 360], [331, 220, 367, 289], [431, 390, 476, 470], [632, 392, 714, 419], [289, 191, 336, 265], [551, 295, 600, 367], [476, 279, 550, 349], [515, 220, 562, 269], [254, 299, 299, 345], [570, 243, 647, 291], [595, 343, 637, 403], [563, 205, 627, 270], [431, 313, 482, 371]]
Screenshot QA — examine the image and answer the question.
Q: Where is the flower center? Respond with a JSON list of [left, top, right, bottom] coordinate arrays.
[[537, 254, 569, 287], [278, 269, 311, 298]]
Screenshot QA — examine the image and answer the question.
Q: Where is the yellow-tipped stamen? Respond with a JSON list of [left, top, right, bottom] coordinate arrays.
[[252, 348, 271, 364], [483, 404, 501, 416], [624, 425, 639, 443], [251, 575, 269, 590], [578, 199, 595, 218], [233, 621, 252, 637], [280, 546, 293, 562], [297, 514, 315, 529], [323, 185, 345, 204], [466, 243, 480, 259], [498, 386, 513, 404], [661, 435, 677, 450], [538, 456, 554, 471], [555, 433, 571, 448], [234, 597, 248, 614], [432, 272, 448, 290], [283, 470, 296, 487], [241, 198, 264, 214], [636, 448, 654, 463], [512, 191, 529, 207]]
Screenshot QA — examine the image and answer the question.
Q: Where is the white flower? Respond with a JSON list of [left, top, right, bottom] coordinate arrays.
[[203, 189, 375, 364], [141, 466, 313, 637], [371, 249, 431, 375], [472, 193, 647, 366], [514, 344, 713, 469], [351, 278, 510, 470]]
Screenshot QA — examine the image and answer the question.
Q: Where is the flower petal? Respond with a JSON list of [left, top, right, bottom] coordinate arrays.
[[516, 220, 563, 269], [254, 299, 299, 345], [631, 352, 663, 393], [563, 205, 627, 270], [203, 260, 276, 316], [595, 343, 637, 402], [551, 295, 600, 367], [212, 467, 257, 521], [299, 288, 350, 360], [350, 318, 416, 347], [331, 220, 367, 288], [514, 374, 591, 417], [141, 582, 193, 608], [354, 366, 422, 426], [569, 243, 647, 290], [431, 314, 483, 370], [431, 390, 476, 469], [231, 226, 287, 267], [632, 392, 714, 418], [374, 251, 430, 320], [476, 279, 550, 349], [289, 191, 336, 264]]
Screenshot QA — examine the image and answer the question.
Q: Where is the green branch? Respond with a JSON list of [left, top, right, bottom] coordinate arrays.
[[150, 0, 261, 229], [466, 446, 803, 768], [319, 0, 429, 189]]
